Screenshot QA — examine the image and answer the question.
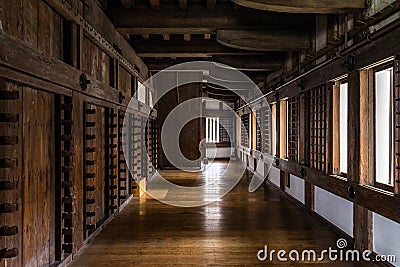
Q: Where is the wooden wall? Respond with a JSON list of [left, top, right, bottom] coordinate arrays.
[[156, 83, 202, 169], [0, 0, 157, 266]]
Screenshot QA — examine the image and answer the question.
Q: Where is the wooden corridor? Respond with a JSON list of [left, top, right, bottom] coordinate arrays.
[[69, 161, 372, 266]]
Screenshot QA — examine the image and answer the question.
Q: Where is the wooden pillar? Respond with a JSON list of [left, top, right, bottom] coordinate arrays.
[[72, 92, 84, 254], [280, 170, 286, 192], [394, 55, 400, 196], [326, 82, 334, 174], [279, 100, 287, 158], [347, 71, 361, 183], [299, 93, 308, 165], [348, 70, 373, 251], [354, 205, 373, 250], [300, 90, 314, 212], [332, 82, 340, 174], [305, 181, 314, 212], [275, 99, 280, 158]]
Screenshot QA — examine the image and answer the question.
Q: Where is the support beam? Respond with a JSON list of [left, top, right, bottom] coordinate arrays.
[[132, 36, 306, 57], [178, 0, 187, 10], [216, 30, 310, 51], [232, 0, 365, 14], [131, 37, 267, 57], [111, 3, 313, 35], [149, 0, 161, 10]]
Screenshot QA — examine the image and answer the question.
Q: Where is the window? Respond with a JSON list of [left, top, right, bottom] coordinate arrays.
[[309, 86, 328, 172], [219, 118, 234, 144], [262, 107, 273, 155], [138, 80, 146, 104], [241, 114, 250, 148], [206, 117, 219, 143], [256, 110, 262, 151], [374, 66, 394, 187], [287, 96, 300, 162], [333, 81, 348, 176]]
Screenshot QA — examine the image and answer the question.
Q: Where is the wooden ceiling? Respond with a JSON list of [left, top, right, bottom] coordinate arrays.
[[107, 0, 365, 95]]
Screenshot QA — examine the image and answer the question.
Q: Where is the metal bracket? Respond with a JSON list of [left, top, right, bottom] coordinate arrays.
[[344, 54, 356, 72], [347, 185, 356, 199], [79, 73, 91, 91], [119, 91, 125, 104]]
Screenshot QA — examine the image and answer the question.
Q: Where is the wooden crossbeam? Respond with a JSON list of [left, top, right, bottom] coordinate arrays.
[[111, 3, 313, 35]]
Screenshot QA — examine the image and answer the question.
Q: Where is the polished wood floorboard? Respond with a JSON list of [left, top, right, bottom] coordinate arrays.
[[69, 161, 374, 266]]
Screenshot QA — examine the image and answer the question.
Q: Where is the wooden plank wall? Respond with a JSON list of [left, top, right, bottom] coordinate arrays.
[[22, 88, 55, 267], [0, 0, 157, 266]]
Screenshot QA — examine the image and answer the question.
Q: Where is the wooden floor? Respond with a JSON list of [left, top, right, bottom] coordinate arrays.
[[69, 161, 373, 266]]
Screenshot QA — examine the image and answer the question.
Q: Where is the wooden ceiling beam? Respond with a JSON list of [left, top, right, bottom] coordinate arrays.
[[232, 0, 365, 14], [131, 37, 267, 57], [145, 55, 283, 71], [216, 30, 310, 51], [110, 3, 313, 35]]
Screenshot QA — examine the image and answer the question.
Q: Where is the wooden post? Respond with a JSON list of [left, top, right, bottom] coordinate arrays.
[[348, 70, 374, 251], [326, 82, 334, 174], [305, 181, 314, 212], [280, 170, 286, 192], [354, 205, 373, 250], [347, 71, 361, 184], [279, 100, 287, 159], [394, 55, 400, 196], [332, 81, 340, 174], [275, 100, 280, 158], [301, 90, 314, 211]]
